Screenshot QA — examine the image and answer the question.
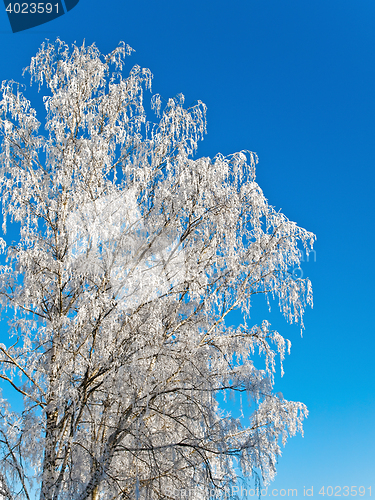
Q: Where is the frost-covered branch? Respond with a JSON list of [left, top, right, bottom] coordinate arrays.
[[0, 39, 315, 500]]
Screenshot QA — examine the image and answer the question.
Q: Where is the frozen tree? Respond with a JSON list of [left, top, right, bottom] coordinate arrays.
[[0, 40, 315, 500]]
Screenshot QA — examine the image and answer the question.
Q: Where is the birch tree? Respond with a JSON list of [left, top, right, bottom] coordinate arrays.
[[0, 39, 315, 500]]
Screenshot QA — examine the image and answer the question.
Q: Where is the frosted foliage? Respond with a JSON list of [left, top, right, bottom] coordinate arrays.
[[0, 40, 315, 500], [66, 189, 185, 311]]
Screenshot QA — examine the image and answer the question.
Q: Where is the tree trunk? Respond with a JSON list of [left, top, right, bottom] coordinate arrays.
[[40, 410, 58, 500], [91, 486, 99, 500]]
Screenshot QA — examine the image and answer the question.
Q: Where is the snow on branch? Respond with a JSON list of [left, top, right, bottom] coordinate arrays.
[[0, 39, 315, 500]]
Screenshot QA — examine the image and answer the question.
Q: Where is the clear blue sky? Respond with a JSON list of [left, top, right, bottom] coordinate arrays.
[[0, 0, 374, 498]]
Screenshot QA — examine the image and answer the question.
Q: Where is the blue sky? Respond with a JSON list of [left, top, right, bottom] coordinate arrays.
[[0, 0, 374, 498]]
